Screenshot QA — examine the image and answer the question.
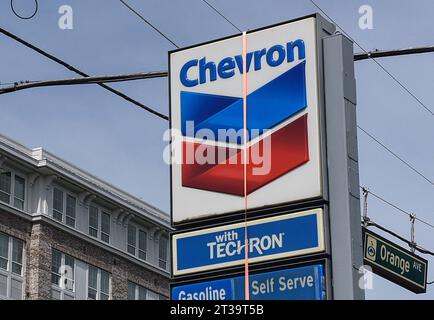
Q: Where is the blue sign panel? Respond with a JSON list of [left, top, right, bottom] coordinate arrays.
[[172, 264, 326, 300], [173, 209, 324, 275]]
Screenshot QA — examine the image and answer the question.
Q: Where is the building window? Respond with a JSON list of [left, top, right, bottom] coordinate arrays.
[[65, 195, 76, 227], [0, 171, 26, 211], [51, 249, 75, 292], [0, 172, 11, 204], [11, 239, 23, 275], [127, 224, 148, 261], [100, 212, 110, 244], [127, 224, 136, 255], [138, 230, 147, 260], [0, 233, 8, 271], [89, 206, 99, 238], [128, 282, 167, 300], [53, 188, 76, 228], [159, 237, 168, 270], [53, 188, 63, 222], [0, 232, 24, 299], [88, 206, 111, 244], [87, 266, 110, 300], [51, 250, 62, 286], [100, 270, 110, 300], [87, 266, 97, 300], [127, 281, 136, 300], [127, 281, 153, 300], [13, 176, 25, 210], [0, 233, 23, 276]]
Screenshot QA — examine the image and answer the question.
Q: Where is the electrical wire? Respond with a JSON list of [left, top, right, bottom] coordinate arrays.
[[4, 45, 434, 92], [366, 220, 434, 257], [309, 0, 434, 118], [0, 81, 22, 86], [119, 0, 179, 48], [201, 0, 242, 33], [361, 186, 434, 230], [354, 45, 434, 61], [362, 186, 434, 283], [0, 27, 168, 120], [358, 126, 434, 188], [0, 71, 168, 95]]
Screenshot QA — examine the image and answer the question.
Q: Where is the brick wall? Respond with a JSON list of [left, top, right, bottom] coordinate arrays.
[[0, 208, 170, 300]]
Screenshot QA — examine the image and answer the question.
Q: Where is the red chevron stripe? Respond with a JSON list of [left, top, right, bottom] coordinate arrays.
[[182, 114, 309, 196]]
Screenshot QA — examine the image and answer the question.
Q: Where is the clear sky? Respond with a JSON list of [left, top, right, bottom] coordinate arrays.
[[1, 0, 433, 300]]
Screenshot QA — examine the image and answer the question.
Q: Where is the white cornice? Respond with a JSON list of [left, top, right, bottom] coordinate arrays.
[[0, 132, 170, 229]]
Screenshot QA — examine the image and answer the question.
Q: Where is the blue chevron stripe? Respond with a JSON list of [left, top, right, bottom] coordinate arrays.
[[181, 61, 307, 144]]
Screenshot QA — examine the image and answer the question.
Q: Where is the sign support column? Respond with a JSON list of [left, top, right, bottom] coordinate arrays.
[[323, 34, 365, 300]]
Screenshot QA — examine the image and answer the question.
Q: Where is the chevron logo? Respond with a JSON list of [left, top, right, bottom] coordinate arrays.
[[180, 60, 309, 196]]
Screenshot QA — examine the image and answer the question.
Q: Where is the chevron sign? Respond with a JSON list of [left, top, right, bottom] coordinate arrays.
[[169, 16, 324, 223]]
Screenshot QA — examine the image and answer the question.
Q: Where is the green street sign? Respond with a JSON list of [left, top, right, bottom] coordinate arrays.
[[362, 228, 428, 294]]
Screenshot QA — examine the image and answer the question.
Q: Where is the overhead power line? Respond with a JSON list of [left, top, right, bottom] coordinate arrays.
[[308, 0, 434, 118], [362, 186, 434, 259], [366, 220, 434, 258], [365, 187, 434, 230], [0, 71, 168, 95], [3, 46, 434, 95], [0, 81, 20, 86], [4, 42, 434, 95], [4, 44, 433, 88], [358, 126, 434, 188], [119, 0, 179, 48], [354, 45, 434, 61], [201, 0, 242, 33], [0, 27, 167, 120]]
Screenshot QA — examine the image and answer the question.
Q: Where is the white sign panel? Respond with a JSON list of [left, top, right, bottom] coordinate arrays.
[[169, 16, 323, 224]]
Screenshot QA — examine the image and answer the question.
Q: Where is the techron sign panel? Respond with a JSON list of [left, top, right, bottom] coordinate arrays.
[[363, 228, 428, 294], [172, 209, 325, 276], [172, 264, 325, 300], [169, 16, 324, 224]]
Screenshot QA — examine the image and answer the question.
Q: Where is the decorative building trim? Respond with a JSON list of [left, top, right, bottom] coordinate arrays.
[[122, 213, 135, 227], [44, 174, 57, 190], [78, 191, 91, 205], [0, 133, 170, 229], [83, 194, 96, 207], [32, 214, 170, 277], [0, 154, 7, 168], [111, 208, 123, 223], [28, 172, 40, 187]]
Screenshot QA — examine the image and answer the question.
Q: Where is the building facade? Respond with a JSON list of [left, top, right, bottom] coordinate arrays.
[[0, 133, 171, 300]]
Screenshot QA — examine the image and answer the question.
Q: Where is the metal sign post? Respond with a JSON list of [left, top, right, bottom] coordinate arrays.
[[323, 33, 365, 300]]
